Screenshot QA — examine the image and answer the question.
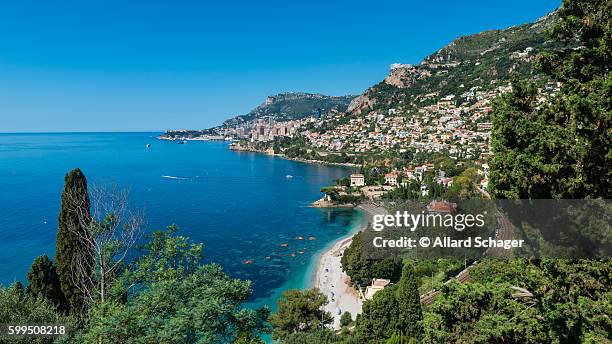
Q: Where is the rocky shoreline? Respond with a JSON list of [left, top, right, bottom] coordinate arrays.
[[311, 198, 356, 208]]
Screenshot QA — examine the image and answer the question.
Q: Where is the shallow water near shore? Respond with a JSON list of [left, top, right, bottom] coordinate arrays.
[[247, 209, 365, 311], [0, 132, 361, 310]]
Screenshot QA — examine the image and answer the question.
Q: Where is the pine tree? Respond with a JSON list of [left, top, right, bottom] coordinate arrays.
[[268, 288, 332, 340], [26, 255, 65, 311], [55, 168, 92, 315], [395, 262, 423, 340]]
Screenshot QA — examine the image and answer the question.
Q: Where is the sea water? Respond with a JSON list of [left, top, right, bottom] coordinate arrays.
[[0, 132, 363, 310]]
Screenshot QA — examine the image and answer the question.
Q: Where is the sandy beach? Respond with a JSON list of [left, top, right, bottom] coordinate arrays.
[[314, 233, 362, 329], [313, 203, 387, 329]]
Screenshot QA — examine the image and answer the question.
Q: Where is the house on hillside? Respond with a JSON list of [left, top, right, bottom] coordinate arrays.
[[384, 173, 398, 186], [364, 279, 391, 300], [350, 174, 365, 187]]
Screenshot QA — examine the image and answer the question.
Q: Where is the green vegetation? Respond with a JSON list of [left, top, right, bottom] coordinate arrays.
[[324, 191, 364, 205], [395, 263, 423, 341], [446, 167, 482, 200], [0, 284, 74, 344], [491, 0, 610, 199], [80, 226, 269, 343], [340, 231, 404, 286], [385, 332, 414, 344], [0, 169, 269, 343], [340, 311, 353, 328], [223, 93, 355, 125], [279, 328, 341, 344], [352, 264, 424, 343], [55, 168, 91, 317], [356, 286, 400, 342], [412, 259, 464, 294], [382, 180, 422, 201], [422, 258, 612, 343], [26, 255, 64, 312], [268, 288, 332, 341]]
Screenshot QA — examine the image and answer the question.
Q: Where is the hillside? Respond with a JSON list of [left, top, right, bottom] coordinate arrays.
[[348, 12, 559, 115], [221, 92, 355, 127], [266, 11, 565, 167], [219, 11, 565, 169]]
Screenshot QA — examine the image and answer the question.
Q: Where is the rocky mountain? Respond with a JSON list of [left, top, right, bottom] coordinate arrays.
[[347, 12, 560, 115], [220, 92, 355, 127]]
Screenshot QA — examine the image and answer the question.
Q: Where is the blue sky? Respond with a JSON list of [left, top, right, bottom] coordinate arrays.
[[0, 0, 560, 132]]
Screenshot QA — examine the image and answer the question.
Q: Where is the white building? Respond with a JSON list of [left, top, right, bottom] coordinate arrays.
[[364, 279, 391, 300], [384, 173, 398, 186], [350, 174, 365, 187]]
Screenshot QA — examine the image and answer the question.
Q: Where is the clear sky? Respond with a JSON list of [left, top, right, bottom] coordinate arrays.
[[0, 0, 560, 132]]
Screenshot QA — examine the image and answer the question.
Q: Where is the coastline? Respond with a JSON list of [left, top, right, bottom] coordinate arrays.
[[228, 142, 361, 168], [309, 203, 384, 330], [281, 155, 361, 168], [163, 138, 367, 329]]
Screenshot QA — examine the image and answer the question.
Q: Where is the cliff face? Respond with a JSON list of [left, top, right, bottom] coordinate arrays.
[[383, 64, 431, 88], [347, 94, 376, 116]]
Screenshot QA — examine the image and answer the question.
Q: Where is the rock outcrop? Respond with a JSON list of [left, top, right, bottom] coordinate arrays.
[[384, 63, 430, 88]]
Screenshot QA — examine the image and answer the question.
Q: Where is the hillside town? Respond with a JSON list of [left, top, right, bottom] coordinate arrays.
[[161, 64, 558, 207], [217, 116, 313, 142], [303, 76, 559, 162], [199, 64, 559, 166]]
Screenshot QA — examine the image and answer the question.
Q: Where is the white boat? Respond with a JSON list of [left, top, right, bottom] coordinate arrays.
[[286, 175, 293, 179]]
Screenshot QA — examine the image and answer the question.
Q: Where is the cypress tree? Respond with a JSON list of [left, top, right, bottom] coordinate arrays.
[[26, 255, 65, 311], [396, 262, 423, 340], [55, 168, 92, 315]]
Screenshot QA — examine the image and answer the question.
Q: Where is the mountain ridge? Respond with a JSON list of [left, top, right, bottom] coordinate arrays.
[[346, 11, 559, 116], [219, 92, 356, 128]]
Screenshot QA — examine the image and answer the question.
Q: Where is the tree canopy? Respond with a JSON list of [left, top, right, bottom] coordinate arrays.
[[81, 226, 269, 344], [268, 288, 332, 341], [26, 255, 64, 312], [491, 0, 611, 199], [395, 263, 423, 340]]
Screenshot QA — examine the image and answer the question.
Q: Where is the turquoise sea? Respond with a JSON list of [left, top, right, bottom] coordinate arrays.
[[0, 132, 364, 310]]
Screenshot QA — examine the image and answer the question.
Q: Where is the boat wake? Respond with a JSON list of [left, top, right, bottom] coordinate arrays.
[[161, 175, 189, 180]]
